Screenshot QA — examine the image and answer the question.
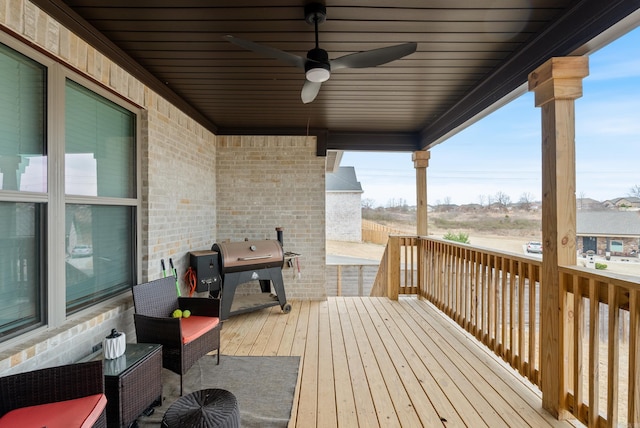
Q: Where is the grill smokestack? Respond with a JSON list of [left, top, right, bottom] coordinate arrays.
[[276, 227, 284, 248]]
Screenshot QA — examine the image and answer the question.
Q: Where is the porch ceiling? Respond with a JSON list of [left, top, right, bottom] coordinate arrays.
[[29, 0, 640, 152]]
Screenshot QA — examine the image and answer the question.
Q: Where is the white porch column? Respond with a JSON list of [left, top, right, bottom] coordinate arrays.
[[413, 151, 430, 236], [528, 56, 588, 419]]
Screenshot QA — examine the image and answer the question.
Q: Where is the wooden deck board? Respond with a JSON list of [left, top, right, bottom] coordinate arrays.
[[344, 298, 403, 427], [366, 297, 489, 427], [220, 297, 583, 428], [361, 298, 420, 426], [316, 300, 338, 428], [406, 298, 580, 427], [327, 298, 359, 427]]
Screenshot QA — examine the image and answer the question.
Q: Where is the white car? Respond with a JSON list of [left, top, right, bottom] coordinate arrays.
[[526, 241, 543, 254], [71, 245, 93, 258]]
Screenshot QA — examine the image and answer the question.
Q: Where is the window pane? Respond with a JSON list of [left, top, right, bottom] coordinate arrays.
[[0, 43, 47, 192], [66, 204, 134, 314], [0, 202, 43, 338], [65, 80, 135, 198]]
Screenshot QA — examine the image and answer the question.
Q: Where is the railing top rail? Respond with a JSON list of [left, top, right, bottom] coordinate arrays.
[[412, 235, 543, 266], [559, 264, 640, 290]]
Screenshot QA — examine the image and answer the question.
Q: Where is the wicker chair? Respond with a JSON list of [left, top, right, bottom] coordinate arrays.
[[132, 276, 221, 395], [0, 361, 107, 427]]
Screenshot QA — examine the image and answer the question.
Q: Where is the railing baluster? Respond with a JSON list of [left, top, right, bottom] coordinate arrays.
[[463, 248, 470, 330], [453, 247, 463, 325], [483, 253, 490, 346], [607, 283, 619, 424], [528, 262, 536, 383], [518, 261, 526, 374], [472, 249, 478, 335], [501, 256, 508, 359], [630, 288, 640, 425], [509, 259, 516, 366], [588, 278, 600, 427], [470, 251, 480, 336], [572, 274, 583, 419], [493, 256, 500, 353]]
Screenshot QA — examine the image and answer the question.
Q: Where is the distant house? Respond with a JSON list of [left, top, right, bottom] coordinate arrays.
[[326, 167, 364, 242], [576, 211, 640, 257], [577, 197, 604, 210], [603, 197, 640, 210]]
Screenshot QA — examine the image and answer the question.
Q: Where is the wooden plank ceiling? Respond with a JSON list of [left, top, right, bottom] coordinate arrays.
[[30, 0, 640, 152]]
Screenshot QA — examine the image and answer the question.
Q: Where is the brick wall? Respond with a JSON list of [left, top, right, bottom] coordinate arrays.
[[326, 192, 362, 241], [216, 135, 327, 300], [0, 1, 217, 374], [141, 99, 217, 285]]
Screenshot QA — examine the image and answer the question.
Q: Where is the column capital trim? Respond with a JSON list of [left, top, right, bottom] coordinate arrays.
[[528, 57, 589, 106], [412, 150, 430, 168]]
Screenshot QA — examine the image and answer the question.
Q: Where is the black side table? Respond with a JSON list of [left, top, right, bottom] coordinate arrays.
[[100, 343, 163, 428]]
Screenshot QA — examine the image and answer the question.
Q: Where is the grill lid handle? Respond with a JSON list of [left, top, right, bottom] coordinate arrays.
[[237, 254, 272, 261]]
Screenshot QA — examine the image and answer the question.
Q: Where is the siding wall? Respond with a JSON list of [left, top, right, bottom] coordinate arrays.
[[326, 192, 362, 242]]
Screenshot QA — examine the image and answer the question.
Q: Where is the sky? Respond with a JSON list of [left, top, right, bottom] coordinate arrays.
[[341, 26, 640, 207]]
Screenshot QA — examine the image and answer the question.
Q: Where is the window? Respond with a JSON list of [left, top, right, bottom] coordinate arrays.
[[611, 240, 623, 253], [0, 44, 47, 193], [64, 80, 137, 314], [0, 39, 139, 336], [0, 43, 47, 339], [65, 80, 135, 198], [65, 205, 134, 313], [0, 202, 44, 338]]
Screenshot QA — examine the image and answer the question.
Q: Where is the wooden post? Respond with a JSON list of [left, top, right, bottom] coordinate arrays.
[[528, 56, 588, 419], [387, 235, 401, 300], [414, 151, 430, 298], [413, 151, 430, 236]]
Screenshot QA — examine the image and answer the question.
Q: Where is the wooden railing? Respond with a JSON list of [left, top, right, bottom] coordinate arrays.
[[370, 235, 419, 298], [560, 266, 640, 427], [373, 236, 640, 427], [420, 238, 542, 386], [326, 263, 379, 296]]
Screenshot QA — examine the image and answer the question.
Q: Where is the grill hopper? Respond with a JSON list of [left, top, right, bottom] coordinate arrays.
[[212, 239, 291, 320]]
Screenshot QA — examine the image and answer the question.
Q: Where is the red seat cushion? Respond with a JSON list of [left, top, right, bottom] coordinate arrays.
[[181, 315, 220, 344], [0, 393, 106, 428]]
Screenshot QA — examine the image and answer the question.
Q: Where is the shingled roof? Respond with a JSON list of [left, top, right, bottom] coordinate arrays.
[[326, 167, 363, 193], [577, 211, 640, 237]]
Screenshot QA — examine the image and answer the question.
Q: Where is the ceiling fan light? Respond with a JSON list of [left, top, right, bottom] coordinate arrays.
[[306, 67, 330, 83], [306, 69, 330, 82]]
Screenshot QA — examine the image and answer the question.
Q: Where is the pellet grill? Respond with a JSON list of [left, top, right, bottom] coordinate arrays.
[[212, 230, 292, 320]]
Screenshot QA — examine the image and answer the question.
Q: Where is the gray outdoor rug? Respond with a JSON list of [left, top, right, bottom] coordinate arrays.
[[136, 355, 300, 427]]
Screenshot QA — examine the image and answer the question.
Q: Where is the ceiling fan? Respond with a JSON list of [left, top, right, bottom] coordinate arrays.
[[224, 2, 417, 104]]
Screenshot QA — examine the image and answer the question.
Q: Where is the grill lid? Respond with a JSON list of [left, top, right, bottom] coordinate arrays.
[[212, 240, 284, 274]]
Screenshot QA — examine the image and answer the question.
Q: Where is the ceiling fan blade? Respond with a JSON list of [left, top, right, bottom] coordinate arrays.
[[223, 35, 306, 69], [330, 42, 417, 70], [301, 80, 322, 104]]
